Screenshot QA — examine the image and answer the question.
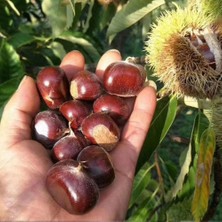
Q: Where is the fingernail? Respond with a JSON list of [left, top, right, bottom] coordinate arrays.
[[17, 75, 28, 90], [108, 49, 121, 54], [145, 80, 157, 91]]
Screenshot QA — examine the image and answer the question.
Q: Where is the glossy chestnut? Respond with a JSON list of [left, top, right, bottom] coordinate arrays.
[[46, 159, 100, 215], [103, 61, 146, 97], [52, 135, 84, 162], [70, 70, 103, 101], [60, 100, 91, 130], [93, 94, 131, 125], [81, 113, 120, 151], [77, 145, 115, 188], [37, 66, 70, 109], [33, 110, 68, 149]]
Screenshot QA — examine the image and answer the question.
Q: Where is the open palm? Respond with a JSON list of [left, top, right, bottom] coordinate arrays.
[[0, 50, 156, 221]]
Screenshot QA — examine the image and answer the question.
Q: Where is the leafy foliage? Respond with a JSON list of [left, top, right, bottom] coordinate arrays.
[[0, 0, 221, 221], [107, 0, 166, 40], [0, 39, 24, 83], [136, 95, 178, 171]]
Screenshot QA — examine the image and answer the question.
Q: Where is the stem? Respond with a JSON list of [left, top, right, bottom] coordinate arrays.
[[154, 152, 165, 196], [125, 56, 148, 65]]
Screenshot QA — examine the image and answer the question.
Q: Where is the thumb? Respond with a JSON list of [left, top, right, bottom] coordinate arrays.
[[0, 76, 40, 148]]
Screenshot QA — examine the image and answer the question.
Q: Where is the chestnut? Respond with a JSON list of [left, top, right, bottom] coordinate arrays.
[[37, 67, 70, 109], [81, 113, 120, 151], [52, 135, 84, 162], [77, 145, 115, 188], [70, 70, 103, 101], [60, 100, 91, 130], [103, 61, 146, 97], [93, 94, 131, 125], [46, 159, 99, 215], [33, 110, 68, 149]]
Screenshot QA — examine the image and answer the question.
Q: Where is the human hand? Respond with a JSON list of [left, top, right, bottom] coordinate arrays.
[[0, 49, 156, 221]]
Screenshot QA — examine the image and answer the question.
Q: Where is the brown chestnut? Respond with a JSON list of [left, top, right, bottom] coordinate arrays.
[[81, 113, 120, 151], [60, 100, 91, 130], [103, 61, 146, 97], [46, 159, 99, 215], [93, 94, 131, 125], [70, 70, 103, 101], [52, 135, 84, 162], [33, 110, 68, 149], [37, 67, 70, 109], [77, 145, 115, 188]]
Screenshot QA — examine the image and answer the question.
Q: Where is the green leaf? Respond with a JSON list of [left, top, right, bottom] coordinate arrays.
[[42, 0, 66, 36], [192, 112, 210, 153], [99, 2, 117, 30], [128, 186, 160, 222], [8, 32, 35, 49], [0, 1, 16, 33], [66, 0, 76, 27], [66, 0, 88, 30], [129, 163, 155, 208], [167, 197, 193, 222], [40, 47, 61, 66], [171, 167, 188, 199], [0, 77, 20, 105], [166, 114, 197, 201], [159, 157, 178, 185], [42, 0, 74, 36], [6, 0, 20, 16], [177, 111, 209, 200], [7, 0, 27, 12], [107, 0, 165, 39], [57, 31, 100, 61], [142, 13, 153, 39], [178, 166, 196, 200], [49, 41, 66, 60], [42, 0, 88, 36], [0, 77, 21, 119], [191, 128, 216, 222], [82, 0, 95, 33], [136, 95, 178, 171], [0, 40, 24, 83]]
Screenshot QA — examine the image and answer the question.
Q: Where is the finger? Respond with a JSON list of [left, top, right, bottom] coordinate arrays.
[[60, 50, 85, 81], [96, 49, 122, 81], [0, 76, 40, 148], [111, 86, 157, 179], [122, 86, 157, 151]]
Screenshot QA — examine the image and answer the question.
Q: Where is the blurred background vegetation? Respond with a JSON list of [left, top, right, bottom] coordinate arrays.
[[0, 0, 221, 221]]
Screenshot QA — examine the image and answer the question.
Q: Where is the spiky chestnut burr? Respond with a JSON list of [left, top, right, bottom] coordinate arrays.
[[191, 0, 222, 22], [145, 7, 222, 99]]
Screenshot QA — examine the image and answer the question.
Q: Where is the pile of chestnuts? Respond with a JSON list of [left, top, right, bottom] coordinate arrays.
[[32, 59, 147, 215]]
